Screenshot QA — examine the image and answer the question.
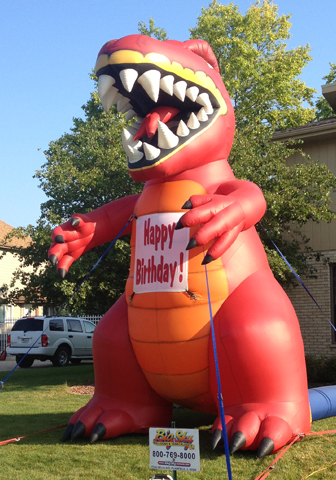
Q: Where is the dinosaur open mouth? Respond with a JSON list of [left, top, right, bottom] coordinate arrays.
[[96, 63, 222, 170]]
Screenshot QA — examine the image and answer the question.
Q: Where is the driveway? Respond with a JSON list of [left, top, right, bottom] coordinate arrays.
[[0, 355, 53, 372], [0, 355, 93, 372]]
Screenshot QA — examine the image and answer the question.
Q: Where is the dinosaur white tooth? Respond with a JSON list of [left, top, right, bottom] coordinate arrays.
[[117, 96, 131, 112], [176, 120, 190, 137], [186, 86, 199, 102], [204, 103, 213, 115], [160, 75, 174, 95], [121, 104, 132, 114], [100, 86, 121, 112], [138, 70, 161, 102], [125, 109, 136, 121], [187, 112, 200, 130], [143, 142, 161, 160], [197, 107, 208, 122], [126, 126, 139, 137], [125, 145, 144, 163], [98, 75, 116, 99], [157, 121, 179, 149], [196, 93, 213, 114], [173, 81, 187, 102], [122, 128, 132, 148], [119, 69, 138, 92], [122, 128, 142, 149]]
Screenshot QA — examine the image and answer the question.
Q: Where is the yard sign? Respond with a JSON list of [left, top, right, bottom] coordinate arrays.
[[149, 427, 200, 472]]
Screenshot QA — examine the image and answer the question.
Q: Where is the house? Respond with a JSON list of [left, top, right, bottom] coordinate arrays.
[[273, 83, 336, 357], [0, 219, 43, 321]]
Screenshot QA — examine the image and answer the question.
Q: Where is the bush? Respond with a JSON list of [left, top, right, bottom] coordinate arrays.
[[306, 354, 336, 386]]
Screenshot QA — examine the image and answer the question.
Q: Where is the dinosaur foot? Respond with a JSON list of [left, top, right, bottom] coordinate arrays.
[[211, 409, 298, 458], [63, 395, 172, 443]]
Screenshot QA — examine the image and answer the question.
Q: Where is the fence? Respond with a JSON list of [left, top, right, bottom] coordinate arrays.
[[0, 314, 103, 354]]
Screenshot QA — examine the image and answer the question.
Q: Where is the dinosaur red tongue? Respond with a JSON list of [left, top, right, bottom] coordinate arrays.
[[133, 106, 180, 141]]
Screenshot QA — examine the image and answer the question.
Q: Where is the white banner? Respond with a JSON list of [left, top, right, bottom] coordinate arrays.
[[149, 427, 200, 472], [134, 213, 189, 293]]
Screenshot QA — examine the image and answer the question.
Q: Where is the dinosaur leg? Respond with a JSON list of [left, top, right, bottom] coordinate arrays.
[[64, 293, 173, 442], [209, 269, 311, 457]]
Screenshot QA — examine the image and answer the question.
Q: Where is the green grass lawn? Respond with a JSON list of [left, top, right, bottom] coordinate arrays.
[[1, 365, 336, 479]]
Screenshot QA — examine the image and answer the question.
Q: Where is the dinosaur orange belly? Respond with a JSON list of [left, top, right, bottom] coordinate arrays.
[[126, 180, 228, 412]]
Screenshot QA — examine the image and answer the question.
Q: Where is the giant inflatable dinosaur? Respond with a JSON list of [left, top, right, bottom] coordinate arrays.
[[48, 34, 311, 458]]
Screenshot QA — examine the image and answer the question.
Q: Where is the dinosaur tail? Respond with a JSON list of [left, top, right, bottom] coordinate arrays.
[[309, 386, 336, 421]]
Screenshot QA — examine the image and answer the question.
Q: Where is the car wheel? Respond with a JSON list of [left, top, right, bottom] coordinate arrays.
[[70, 359, 82, 365], [16, 355, 34, 368], [52, 346, 71, 367]]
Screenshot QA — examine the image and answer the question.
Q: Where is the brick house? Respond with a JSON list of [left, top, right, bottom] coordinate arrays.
[[0, 219, 43, 321], [273, 83, 336, 357]]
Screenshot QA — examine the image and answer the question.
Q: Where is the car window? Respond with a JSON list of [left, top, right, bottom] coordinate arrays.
[[66, 319, 83, 333], [49, 318, 64, 331], [11, 318, 44, 332], [84, 321, 95, 334]]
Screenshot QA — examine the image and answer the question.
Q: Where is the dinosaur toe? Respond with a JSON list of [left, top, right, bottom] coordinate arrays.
[[211, 428, 223, 450], [71, 421, 86, 441], [90, 423, 106, 444], [257, 437, 274, 459], [62, 423, 74, 442], [229, 431, 246, 454]]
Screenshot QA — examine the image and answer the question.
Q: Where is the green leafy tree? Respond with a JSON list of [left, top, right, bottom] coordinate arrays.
[[315, 62, 336, 121], [1, 79, 142, 314], [138, 17, 168, 41], [190, 0, 336, 280], [2, 2, 336, 314]]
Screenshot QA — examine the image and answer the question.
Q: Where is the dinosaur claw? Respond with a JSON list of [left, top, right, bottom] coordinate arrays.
[[202, 253, 214, 265], [257, 437, 274, 459], [49, 254, 58, 266], [71, 421, 86, 441], [229, 431, 246, 455], [90, 423, 106, 443], [55, 235, 65, 244], [71, 217, 80, 227], [58, 268, 67, 279], [181, 200, 193, 209], [175, 219, 184, 230], [211, 428, 223, 450], [62, 423, 74, 442], [186, 238, 198, 250]]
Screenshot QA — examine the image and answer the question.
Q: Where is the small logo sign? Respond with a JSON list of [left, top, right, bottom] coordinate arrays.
[[149, 428, 200, 472]]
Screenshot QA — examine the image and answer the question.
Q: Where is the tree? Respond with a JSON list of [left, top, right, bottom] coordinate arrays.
[[190, 0, 336, 280], [138, 17, 168, 41], [2, 2, 336, 314], [1, 80, 142, 314], [315, 62, 336, 121]]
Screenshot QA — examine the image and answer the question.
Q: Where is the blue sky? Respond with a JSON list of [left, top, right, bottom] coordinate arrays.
[[1, 0, 335, 228]]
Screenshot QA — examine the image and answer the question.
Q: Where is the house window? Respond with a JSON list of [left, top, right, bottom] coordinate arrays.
[[330, 264, 336, 343]]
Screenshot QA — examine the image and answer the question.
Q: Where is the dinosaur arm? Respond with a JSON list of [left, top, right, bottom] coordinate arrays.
[[48, 194, 140, 275], [214, 180, 266, 230], [178, 180, 266, 262]]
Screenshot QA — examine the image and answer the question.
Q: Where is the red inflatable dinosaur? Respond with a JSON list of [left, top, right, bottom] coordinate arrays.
[[48, 34, 311, 458]]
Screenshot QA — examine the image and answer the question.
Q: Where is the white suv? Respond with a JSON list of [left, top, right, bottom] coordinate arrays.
[[7, 316, 95, 368]]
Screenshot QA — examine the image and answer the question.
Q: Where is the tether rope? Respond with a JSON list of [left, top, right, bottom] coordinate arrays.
[[258, 222, 336, 333], [56, 214, 136, 314], [0, 215, 136, 390], [204, 251, 233, 480]]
